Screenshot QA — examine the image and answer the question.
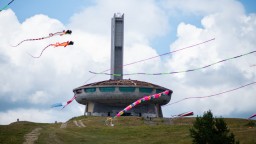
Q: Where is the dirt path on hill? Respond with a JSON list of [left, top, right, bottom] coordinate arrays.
[[60, 122, 67, 128], [73, 120, 86, 127], [23, 127, 42, 144]]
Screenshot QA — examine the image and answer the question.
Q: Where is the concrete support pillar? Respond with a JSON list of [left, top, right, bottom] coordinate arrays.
[[84, 105, 87, 116], [87, 102, 95, 113], [155, 104, 163, 118]]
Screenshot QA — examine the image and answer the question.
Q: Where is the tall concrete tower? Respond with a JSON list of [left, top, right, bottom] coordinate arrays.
[[111, 13, 124, 80]]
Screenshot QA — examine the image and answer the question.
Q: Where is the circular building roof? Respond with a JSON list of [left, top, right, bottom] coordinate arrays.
[[74, 79, 168, 90]]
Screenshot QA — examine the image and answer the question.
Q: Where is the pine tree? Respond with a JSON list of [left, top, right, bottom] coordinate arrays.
[[190, 110, 239, 144]]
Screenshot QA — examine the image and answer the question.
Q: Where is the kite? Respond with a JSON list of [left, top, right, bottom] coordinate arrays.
[[250, 64, 256, 67], [85, 38, 215, 83], [248, 113, 256, 119], [62, 95, 77, 109], [171, 111, 194, 120], [90, 50, 256, 76], [51, 95, 77, 110], [164, 81, 256, 107], [114, 90, 170, 118], [0, 0, 14, 12], [12, 30, 72, 47], [28, 41, 74, 58], [177, 111, 194, 118], [51, 102, 66, 108]]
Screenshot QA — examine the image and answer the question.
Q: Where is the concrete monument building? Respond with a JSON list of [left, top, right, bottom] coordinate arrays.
[[73, 13, 173, 117]]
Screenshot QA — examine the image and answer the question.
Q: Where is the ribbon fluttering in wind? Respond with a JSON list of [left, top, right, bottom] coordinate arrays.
[[28, 41, 74, 58], [170, 111, 194, 121], [51, 95, 77, 110], [177, 111, 194, 117], [164, 81, 256, 107], [0, 0, 14, 12], [85, 38, 215, 83], [62, 95, 77, 109], [90, 50, 256, 76], [248, 113, 256, 119], [114, 90, 170, 118], [51, 102, 66, 108], [12, 30, 72, 47], [171, 111, 194, 119]]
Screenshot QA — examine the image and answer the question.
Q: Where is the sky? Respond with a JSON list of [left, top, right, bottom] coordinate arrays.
[[0, 0, 256, 124]]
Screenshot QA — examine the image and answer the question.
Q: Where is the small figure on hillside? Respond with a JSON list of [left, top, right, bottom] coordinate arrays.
[[105, 117, 114, 126]]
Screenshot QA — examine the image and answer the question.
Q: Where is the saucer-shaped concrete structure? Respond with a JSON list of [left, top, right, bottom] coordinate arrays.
[[73, 79, 172, 117]]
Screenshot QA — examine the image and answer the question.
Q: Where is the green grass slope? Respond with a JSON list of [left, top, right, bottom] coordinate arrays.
[[0, 116, 255, 144], [0, 121, 49, 144]]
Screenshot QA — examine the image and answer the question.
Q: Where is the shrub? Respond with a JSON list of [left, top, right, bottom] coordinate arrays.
[[190, 110, 239, 144]]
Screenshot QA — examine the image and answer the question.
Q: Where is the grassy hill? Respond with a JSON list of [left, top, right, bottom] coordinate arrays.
[[0, 116, 255, 144]]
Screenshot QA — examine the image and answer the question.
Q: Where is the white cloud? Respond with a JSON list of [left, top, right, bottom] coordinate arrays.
[[29, 91, 49, 104], [124, 43, 161, 72], [69, 0, 169, 44]]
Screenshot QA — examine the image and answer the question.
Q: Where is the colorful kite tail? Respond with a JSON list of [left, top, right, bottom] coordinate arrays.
[[12, 38, 46, 47], [27, 44, 52, 58], [248, 113, 256, 119], [114, 90, 170, 118], [61, 95, 77, 110], [51, 103, 64, 108]]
